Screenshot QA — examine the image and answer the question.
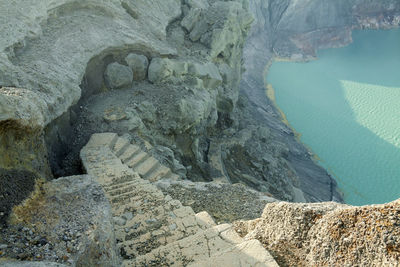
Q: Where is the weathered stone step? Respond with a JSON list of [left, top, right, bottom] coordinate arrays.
[[125, 224, 241, 266], [119, 145, 142, 163], [103, 180, 139, 192], [126, 152, 149, 169], [135, 157, 160, 177], [126, 223, 278, 267], [119, 207, 214, 260], [143, 164, 171, 181], [113, 137, 131, 157]]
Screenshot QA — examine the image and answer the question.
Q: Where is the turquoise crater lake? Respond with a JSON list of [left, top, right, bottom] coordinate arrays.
[[267, 29, 400, 205]]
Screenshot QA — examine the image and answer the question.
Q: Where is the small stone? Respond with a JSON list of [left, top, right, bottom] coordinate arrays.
[[39, 237, 47, 246], [122, 212, 134, 221], [0, 244, 7, 249], [114, 217, 127, 226], [146, 218, 157, 224], [169, 223, 177, 231]]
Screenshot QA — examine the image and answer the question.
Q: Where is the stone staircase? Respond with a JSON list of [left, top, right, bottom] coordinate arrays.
[[110, 134, 179, 182], [80, 133, 278, 267]]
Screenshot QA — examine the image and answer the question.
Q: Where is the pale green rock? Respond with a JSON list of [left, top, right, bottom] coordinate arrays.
[[104, 62, 133, 89], [125, 53, 149, 81]]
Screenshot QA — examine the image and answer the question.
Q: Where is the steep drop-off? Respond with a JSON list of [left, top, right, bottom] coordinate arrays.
[[240, 0, 400, 202]]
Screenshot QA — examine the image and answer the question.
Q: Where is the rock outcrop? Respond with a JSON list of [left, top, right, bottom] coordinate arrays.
[[234, 200, 400, 266], [0, 175, 117, 266]]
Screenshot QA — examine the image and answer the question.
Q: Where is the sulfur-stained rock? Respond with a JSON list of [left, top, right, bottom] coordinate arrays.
[[181, 8, 203, 32], [125, 53, 149, 81], [104, 62, 133, 89], [235, 200, 400, 266], [188, 62, 223, 89], [148, 58, 188, 84]]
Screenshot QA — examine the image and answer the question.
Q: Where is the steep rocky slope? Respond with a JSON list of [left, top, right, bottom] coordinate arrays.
[[0, 0, 320, 217], [238, 0, 400, 202]]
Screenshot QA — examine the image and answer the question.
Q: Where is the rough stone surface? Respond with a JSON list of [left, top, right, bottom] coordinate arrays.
[[0, 0, 179, 128], [0, 175, 118, 266], [104, 62, 134, 89], [155, 179, 277, 223], [0, 262, 67, 267], [80, 133, 278, 266], [125, 53, 149, 81], [234, 200, 400, 266]]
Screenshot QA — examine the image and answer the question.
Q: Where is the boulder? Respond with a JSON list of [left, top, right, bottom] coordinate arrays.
[[188, 62, 223, 89], [125, 53, 149, 81], [236, 200, 400, 266], [181, 8, 203, 32], [148, 58, 222, 89], [104, 62, 133, 89], [148, 58, 188, 84]]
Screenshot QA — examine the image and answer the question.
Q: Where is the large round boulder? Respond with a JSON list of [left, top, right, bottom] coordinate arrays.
[[104, 62, 133, 89], [125, 53, 149, 81]]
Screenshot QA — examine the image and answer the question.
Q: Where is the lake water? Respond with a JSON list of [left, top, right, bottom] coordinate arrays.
[[267, 29, 400, 205]]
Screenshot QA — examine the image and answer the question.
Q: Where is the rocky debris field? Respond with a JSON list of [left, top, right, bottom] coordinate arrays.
[[0, 175, 117, 266]]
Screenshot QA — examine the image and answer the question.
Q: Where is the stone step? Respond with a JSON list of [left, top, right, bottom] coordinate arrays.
[[143, 164, 171, 181], [188, 239, 279, 267], [80, 133, 278, 267], [113, 137, 131, 157], [119, 145, 142, 163], [126, 152, 149, 169], [126, 223, 278, 267], [103, 180, 139, 192], [125, 224, 243, 267], [134, 157, 160, 177]]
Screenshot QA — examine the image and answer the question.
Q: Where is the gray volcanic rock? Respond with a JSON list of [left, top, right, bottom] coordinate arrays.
[[234, 199, 400, 266], [0, 262, 67, 267], [104, 62, 133, 89], [155, 179, 277, 223], [0, 0, 180, 128], [0, 0, 181, 192], [125, 53, 149, 81], [1, 175, 117, 266]]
